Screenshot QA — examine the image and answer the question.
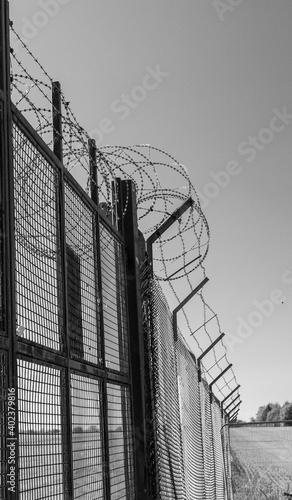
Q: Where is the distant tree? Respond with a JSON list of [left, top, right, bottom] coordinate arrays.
[[266, 403, 281, 422], [73, 426, 84, 433], [250, 417, 256, 423], [280, 402, 292, 425], [256, 404, 272, 422]]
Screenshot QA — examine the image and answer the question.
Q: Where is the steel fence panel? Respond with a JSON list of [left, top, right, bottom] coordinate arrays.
[[200, 380, 216, 500], [71, 373, 104, 499], [100, 223, 129, 374], [0, 351, 7, 500], [176, 332, 206, 500], [13, 123, 62, 351], [212, 400, 225, 500], [145, 277, 186, 499], [64, 181, 100, 364], [107, 383, 135, 500], [17, 358, 67, 499]]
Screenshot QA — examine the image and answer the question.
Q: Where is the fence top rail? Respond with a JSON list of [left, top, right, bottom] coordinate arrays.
[[228, 420, 292, 427]]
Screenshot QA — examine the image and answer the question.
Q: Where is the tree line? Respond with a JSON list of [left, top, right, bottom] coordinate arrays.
[[251, 401, 292, 424]]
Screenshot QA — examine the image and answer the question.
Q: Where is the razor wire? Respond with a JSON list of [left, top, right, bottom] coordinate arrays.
[[9, 23, 240, 406]]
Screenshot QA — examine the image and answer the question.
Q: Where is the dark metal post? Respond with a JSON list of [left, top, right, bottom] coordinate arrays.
[[221, 385, 241, 406], [89, 138, 98, 205], [197, 332, 225, 382], [224, 394, 240, 413], [52, 81, 63, 162], [227, 401, 241, 419], [229, 412, 239, 423], [52, 81, 74, 497], [209, 364, 233, 404], [146, 197, 194, 275], [0, 2, 19, 498], [119, 179, 149, 499], [173, 277, 209, 341]]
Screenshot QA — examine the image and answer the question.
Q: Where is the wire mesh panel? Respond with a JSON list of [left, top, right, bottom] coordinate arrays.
[[149, 279, 186, 500], [107, 383, 135, 500], [229, 422, 292, 500], [17, 358, 67, 499], [212, 400, 225, 500], [221, 418, 232, 500], [200, 380, 216, 500], [71, 373, 104, 499], [100, 223, 128, 373], [176, 333, 206, 500], [13, 123, 62, 351], [65, 181, 100, 364], [0, 351, 7, 499]]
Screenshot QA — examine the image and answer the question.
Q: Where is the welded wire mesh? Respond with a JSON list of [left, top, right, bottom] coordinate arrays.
[[107, 383, 135, 500], [71, 373, 104, 499], [0, 351, 7, 500], [141, 264, 231, 500], [17, 359, 67, 499], [200, 380, 216, 500], [64, 181, 101, 364], [100, 223, 129, 373], [176, 333, 206, 500], [229, 423, 292, 500], [13, 122, 63, 351], [212, 401, 226, 500], [146, 277, 186, 500], [221, 418, 233, 500]]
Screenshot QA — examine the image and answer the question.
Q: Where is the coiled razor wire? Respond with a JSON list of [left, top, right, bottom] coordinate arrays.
[[9, 24, 240, 406]]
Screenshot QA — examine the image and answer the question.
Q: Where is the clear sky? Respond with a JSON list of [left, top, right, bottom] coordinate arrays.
[[9, 0, 292, 421]]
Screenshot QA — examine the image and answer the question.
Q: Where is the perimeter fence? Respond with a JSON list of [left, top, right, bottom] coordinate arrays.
[[141, 265, 231, 500], [0, 2, 242, 498]]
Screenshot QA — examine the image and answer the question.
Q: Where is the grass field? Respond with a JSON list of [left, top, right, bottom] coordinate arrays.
[[18, 432, 110, 499], [230, 426, 292, 500]]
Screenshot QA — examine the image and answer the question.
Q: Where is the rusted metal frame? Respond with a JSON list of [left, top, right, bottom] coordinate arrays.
[[119, 179, 149, 499], [209, 364, 233, 404], [197, 332, 225, 382], [52, 81, 73, 499], [1, 2, 19, 497], [173, 277, 209, 342]]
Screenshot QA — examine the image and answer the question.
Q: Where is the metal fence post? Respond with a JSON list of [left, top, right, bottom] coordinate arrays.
[[0, 2, 19, 498], [119, 179, 149, 499]]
